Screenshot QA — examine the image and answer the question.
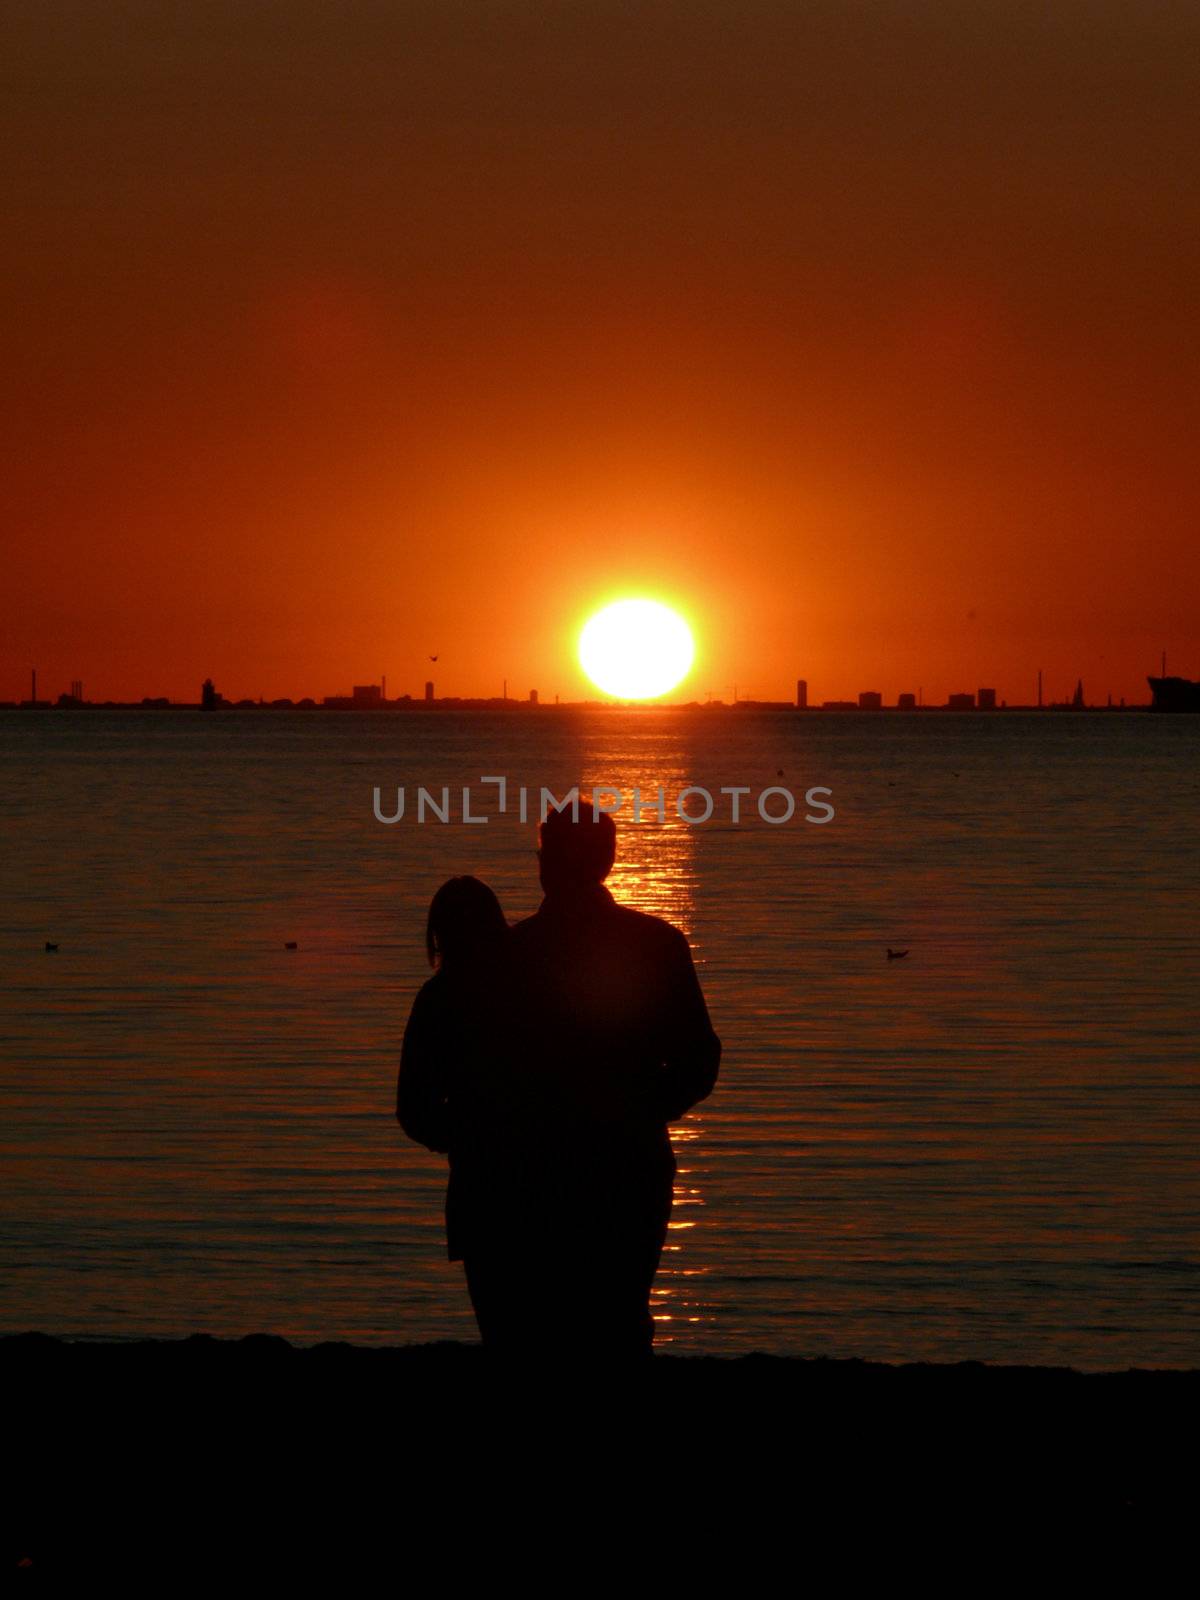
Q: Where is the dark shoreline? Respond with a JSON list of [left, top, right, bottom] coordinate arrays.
[[5, 1326, 1199, 1376], [6, 1330, 1197, 1573]]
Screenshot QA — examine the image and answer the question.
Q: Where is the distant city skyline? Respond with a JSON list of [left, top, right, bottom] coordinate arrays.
[[4, 663, 1166, 711]]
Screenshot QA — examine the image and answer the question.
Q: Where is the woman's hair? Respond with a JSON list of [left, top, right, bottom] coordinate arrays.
[[425, 876, 508, 971]]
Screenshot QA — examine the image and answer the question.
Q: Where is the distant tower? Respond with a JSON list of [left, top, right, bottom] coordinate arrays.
[[1037, 668, 1043, 709], [200, 678, 217, 711], [424, 680, 434, 702], [1072, 678, 1085, 709], [977, 688, 997, 711], [529, 689, 538, 705], [796, 678, 807, 709]]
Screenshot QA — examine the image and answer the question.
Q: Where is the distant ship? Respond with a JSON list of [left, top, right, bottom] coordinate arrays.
[[1147, 675, 1200, 712]]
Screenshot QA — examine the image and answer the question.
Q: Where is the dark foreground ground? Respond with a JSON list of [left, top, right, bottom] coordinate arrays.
[[5, 1333, 1196, 1578]]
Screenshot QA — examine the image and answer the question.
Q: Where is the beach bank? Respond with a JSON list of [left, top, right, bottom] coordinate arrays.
[[5, 1332, 1194, 1576]]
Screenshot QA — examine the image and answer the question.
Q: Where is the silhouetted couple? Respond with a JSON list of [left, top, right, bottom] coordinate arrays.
[[397, 801, 720, 1359]]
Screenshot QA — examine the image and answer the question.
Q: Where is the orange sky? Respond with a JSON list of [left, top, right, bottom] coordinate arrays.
[[4, 2, 1197, 706]]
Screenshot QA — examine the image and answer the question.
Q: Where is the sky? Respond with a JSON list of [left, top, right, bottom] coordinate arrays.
[[3, 0, 1198, 705]]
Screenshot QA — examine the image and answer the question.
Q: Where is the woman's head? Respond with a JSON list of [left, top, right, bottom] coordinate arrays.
[[425, 876, 508, 972]]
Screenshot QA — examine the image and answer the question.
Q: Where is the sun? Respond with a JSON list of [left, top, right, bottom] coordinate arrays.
[[578, 598, 695, 700]]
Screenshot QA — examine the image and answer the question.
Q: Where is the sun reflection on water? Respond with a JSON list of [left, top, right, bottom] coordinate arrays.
[[579, 740, 714, 1345]]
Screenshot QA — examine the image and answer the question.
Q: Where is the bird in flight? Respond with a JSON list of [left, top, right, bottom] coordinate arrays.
[[429, 654, 439, 662], [886, 947, 910, 960]]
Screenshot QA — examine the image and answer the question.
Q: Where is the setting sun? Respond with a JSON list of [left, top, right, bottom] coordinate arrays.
[[578, 599, 695, 700]]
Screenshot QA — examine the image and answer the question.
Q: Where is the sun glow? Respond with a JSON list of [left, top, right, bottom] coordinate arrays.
[[578, 599, 695, 700]]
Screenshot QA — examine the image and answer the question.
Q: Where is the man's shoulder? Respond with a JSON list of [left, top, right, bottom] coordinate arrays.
[[608, 901, 687, 947], [597, 901, 693, 970], [511, 898, 684, 935]]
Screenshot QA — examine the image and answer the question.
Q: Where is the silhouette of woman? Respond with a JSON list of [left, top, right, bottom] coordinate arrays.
[[396, 876, 516, 1339]]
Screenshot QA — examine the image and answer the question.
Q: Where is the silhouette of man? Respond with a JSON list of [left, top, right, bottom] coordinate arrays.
[[461, 799, 721, 1359]]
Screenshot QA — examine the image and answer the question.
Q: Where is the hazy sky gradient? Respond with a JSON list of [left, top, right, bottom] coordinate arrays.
[[4, 1, 1197, 703]]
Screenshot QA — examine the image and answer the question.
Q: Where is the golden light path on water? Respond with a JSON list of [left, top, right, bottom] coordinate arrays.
[[579, 729, 707, 1345]]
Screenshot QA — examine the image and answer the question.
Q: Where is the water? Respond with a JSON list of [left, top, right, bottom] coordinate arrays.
[[2, 708, 1198, 1369]]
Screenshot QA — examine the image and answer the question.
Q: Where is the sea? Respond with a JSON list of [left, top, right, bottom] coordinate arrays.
[[2, 707, 1198, 1369]]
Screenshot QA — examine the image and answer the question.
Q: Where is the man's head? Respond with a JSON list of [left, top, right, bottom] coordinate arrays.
[[537, 798, 617, 893]]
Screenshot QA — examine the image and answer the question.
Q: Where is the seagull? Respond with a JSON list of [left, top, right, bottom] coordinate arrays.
[[886, 947, 909, 960], [429, 654, 439, 662]]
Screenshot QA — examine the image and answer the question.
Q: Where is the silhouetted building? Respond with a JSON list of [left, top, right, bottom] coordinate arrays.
[[529, 689, 538, 704], [1071, 679, 1085, 709], [858, 691, 882, 710], [200, 678, 223, 711], [796, 678, 807, 709], [947, 693, 975, 710], [424, 681, 434, 702], [821, 699, 857, 710], [353, 684, 382, 705], [21, 666, 47, 707], [897, 692, 916, 710], [977, 687, 997, 710]]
